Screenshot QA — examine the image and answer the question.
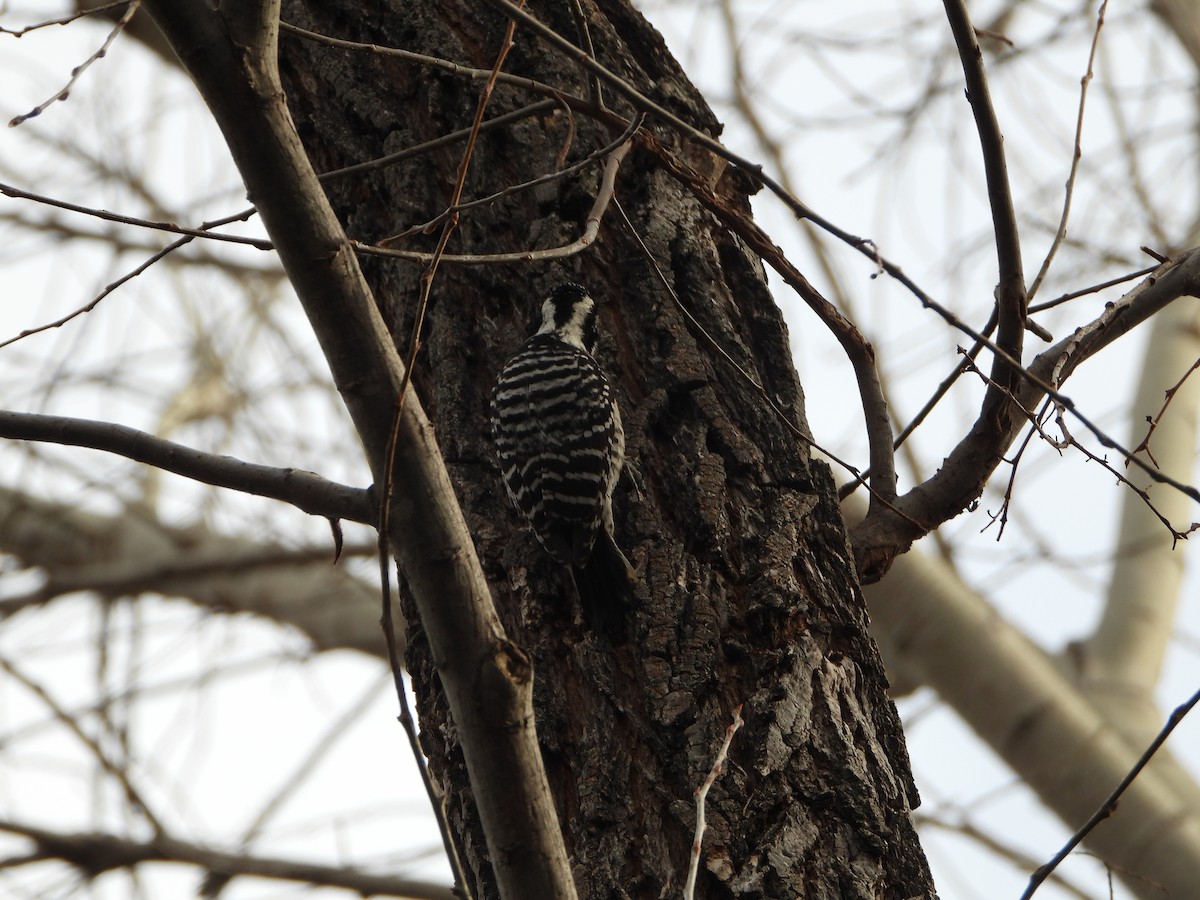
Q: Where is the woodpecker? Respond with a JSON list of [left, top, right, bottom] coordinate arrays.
[[490, 282, 636, 625]]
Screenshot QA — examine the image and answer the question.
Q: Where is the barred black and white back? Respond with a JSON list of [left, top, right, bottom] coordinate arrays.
[[490, 283, 635, 621]]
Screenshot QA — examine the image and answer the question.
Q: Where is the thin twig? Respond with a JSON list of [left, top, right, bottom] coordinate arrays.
[[0, 235, 191, 350], [9, 0, 143, 126], [0, 209, 280, 275], [1020, 686, 1200, 899], [381, 115, 640, 243], [1028, 263, 1159, 314], [850, 250, 1200, 576], [2, 106, 562, 351], [378, 1, 526, 534], [917, 813, 1094, 900], [566, 0, 604, 107], [357, 136, 632, 265], [944, 272, 1200, 505], [327, 100, 563, 183], [1132, 353, 1200, 465], [845, 256, 1171, 498], [478, 0, 948, 332], [279, 20, 561, 99], [1027, 0, 1108, 302], [0, 655, 166, 836], [0, 182, 271, 248], [408, 4, 519, 373], [0, 204, 259, 350], [981, 399, 1053, 541], [683, 705, 742, 900], [1069, 427, 1193, 539], [0, 1, 133, 36], [972, 332, 1200, 509]]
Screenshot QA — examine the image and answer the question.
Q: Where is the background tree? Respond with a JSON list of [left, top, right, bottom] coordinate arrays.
[[1, 1, 1199, 899]]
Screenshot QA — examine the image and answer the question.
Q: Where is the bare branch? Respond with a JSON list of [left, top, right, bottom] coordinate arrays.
[[1, 1, 133, 36], [683, 706, 742, 900], [0, 198, 266, 351], [279, 20, 561, 98], [850, 248, 1200, 579], [848, 257, 1172, 503], [381, 116, 640, 243], [8, 0, 141, 126], [1133, 355, 1200, 462], [634, 131, 899, 509], [356, 136, 632, 265], [321, 100, 562, 183], [1028, 263, 1160, 314], [0, 182, 271, 248], [0, 233, 200, 350], [942, 0, 1028, 420], [1027, 0, 1109, 301], [0, 411, 372, 523], [0, 656, 166, 836], [0, 818, 456, 900], [1021, 685, 1200, 899]]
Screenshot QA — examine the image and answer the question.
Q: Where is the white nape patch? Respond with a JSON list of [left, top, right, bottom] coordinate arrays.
[[537, 295, 595, 350]]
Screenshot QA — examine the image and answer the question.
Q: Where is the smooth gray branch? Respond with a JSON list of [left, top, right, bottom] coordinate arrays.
[[0, 410, 372, 523], [141, 2, 578, 896]]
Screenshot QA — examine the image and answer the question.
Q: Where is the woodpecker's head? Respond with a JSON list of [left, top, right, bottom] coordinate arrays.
[[536, 282, 598, 354]]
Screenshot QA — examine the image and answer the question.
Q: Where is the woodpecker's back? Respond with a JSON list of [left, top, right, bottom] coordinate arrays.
[[490, 283, 634, 623]]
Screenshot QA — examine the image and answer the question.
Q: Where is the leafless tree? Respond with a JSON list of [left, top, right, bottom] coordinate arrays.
[[2, 1, 1199, 898]]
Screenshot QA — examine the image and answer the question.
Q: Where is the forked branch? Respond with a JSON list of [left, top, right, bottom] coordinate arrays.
[[850, 249, 1200, 578]]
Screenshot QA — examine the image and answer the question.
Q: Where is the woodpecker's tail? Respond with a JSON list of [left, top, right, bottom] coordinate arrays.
[[569, 530, 636, 641]]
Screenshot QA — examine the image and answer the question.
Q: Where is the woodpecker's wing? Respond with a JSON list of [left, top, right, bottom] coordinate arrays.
[[491, 334, 620, 568]]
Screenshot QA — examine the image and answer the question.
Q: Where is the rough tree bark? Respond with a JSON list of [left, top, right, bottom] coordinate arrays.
[[264, 2, 934, 897]]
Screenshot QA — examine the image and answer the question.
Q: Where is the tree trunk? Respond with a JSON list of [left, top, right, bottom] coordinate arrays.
[[278, 1, 933, 896]]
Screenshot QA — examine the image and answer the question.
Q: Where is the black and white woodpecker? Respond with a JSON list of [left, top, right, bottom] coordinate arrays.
[[490, 282, 636, 623]]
